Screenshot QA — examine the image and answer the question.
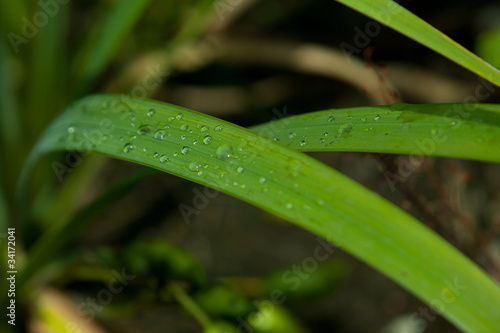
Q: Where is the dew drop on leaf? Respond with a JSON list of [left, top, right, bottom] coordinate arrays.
[[328, 116, 335, 122], [159, 155, 169, 163], [259, 177, 267, 184], [181, 124, 189, 131], [154, 129, 166, 139], [215, 125, 224, 132], [216, 144, 233, 160], [203, 135, 213, 145], [200, 125, 209, 132], [374, 114, 381, 121], [122, 143, 134, 153], [300, 140, 308, 147], [188, 162, 201, 172], [287, 158, 302, 177], [147, 109, 156, 118], [137, 125, 152, 135], [336, 123, 353, 138], [288, 132, 297, 139], [176, 113, 183, 120], [181, 146, 191, 155], [237, 167, 244, 173]]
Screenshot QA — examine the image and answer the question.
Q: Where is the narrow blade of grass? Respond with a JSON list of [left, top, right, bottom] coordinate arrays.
[[73, 0, 154, 96], [25, 2, 69, 144], [250, 103, 500, 162], [17, 95, 500, 332], [335, 0, 500, 86]]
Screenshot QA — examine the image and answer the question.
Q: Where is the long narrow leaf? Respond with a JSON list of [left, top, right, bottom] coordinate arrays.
[[73, 0, 153, 96], [250, 103, 500, 162], [17, 95, 500, 332], [336, 0, 500, 86]]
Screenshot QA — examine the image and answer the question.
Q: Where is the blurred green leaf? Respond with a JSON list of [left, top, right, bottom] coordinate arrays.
[[124, 239, 206, 287], [476, 28, 500, 70], [195, 284, 256, 318], [263, 261, 350, 302], [74, 0, 154, 96]]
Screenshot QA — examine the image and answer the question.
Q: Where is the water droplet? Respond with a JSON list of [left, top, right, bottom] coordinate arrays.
[[336, 123, 353, 138], [200, 125, 209, 132], [237, 167, 244, 173], [285, 202, 294, 209], [67, 126, 75, 134], [142, 147, 148, 153], [193, 140, 198, 145], [361, 117, 366, 122], [431, 128, 439, 135], [181, 146, 191, 155], [273, 138, 280, 142], [181, 135, 186, 140], [188, 162, 201, 172], [374, 115, 381, 121], [287, 159, 302, 177], [347, 115, 352, 120], [176, 113, 183, 120], [288, 132, 297, 139], [129, 135, 137, 141], [122, 143, 134, 153], [147, 109, 156, 118], [300, 140, 308, 147], [180, 124, 189, 131], [154, 129, 166, 139], [137, 125, 152, 135], [328, 116, 336, 122], [216, 144, 233, 160], [259, 177, 267, 184], [153, 152, 159, 158], [203, 135, 213, 145], [159, 155, 169, 163], [323, 132, 328, 136], [449, 121, 457, 127], [215, 125, 224, 132], [319, 138, 325, 143], [317, 199, 325, 206], [168, 116, 175, 122]]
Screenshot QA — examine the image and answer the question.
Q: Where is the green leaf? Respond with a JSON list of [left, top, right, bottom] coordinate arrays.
[[335, 0, 500, 86], [18, 95, 500, 332], [73, 0, 154, 96], [250, 103, 500, 162]]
